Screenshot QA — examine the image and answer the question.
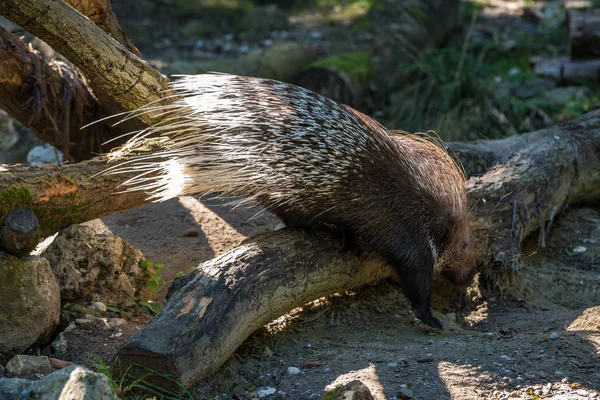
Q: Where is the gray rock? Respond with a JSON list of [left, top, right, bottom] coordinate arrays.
[[333, 380, 374, 400], [26, 143, 63, 166], [0, 208, 41, 257], [287, 366, 300, 375], [91, 302, 107, 313], [6, 355, 52, 378], [0, 253, 60, 354], [0, 365, 118, 399], [42, 225, 148, 305], [51, 332, 68, 356], [398, 385, 414, 399]]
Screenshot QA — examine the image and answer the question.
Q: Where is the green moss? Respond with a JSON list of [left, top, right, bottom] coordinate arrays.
[[310, 52, 373, 85], [321, 385, 343, 400], [0, 187, 34, 206]]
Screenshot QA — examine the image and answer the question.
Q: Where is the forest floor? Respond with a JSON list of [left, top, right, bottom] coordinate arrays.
[[81, 199, 600, 400]]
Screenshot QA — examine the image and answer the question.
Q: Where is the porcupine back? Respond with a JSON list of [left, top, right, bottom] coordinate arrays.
[[107, 74, 474, 328]]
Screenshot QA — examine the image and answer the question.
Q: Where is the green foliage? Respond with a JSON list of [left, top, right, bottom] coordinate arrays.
[[89, 354, 193, 400], [310, 52, 373, 84], [140, 260, 165, 295], [106, 300, 162, 319], [176, 266, 196, 278]]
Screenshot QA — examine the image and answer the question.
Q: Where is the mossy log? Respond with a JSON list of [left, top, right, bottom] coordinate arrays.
[[197, 42, 317, 83], [114, 111, 600, 387], [0, 160, 145, 238], [295, 52, 373, 110]]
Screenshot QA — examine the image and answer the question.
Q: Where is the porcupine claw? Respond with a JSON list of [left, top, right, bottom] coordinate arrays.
[[416, 308, 444, 330]]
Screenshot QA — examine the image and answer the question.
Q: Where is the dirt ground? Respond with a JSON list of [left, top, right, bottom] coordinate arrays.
[[81, 199, 600, 400]]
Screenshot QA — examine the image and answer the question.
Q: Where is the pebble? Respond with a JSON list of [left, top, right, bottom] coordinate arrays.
[[387, 362, 399, 368], [287, 366, 300, 375], [398, 385, 413, 399], [499, 355, 511, 361], [257, 387, 276, 397], [548, 332, 559, 340], [91, 302, 106, 312]]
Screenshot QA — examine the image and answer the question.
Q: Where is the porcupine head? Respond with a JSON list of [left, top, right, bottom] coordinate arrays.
[[104, 74, 477, 330]]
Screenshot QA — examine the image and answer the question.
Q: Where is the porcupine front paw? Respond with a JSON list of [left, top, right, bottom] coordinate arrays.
[[415, 307, 443, 330]]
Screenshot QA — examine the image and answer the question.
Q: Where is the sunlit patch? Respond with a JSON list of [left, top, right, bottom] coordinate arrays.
[[567, 306, 600, 332], [177, 195, 245, 255], [325, 364, 385, 399]]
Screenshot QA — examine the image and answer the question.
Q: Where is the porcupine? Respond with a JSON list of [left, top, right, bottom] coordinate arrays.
[[106, 73, 477, 329]]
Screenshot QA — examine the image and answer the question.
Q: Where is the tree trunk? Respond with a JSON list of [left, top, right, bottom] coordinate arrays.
[[114, 111, 600, 387]]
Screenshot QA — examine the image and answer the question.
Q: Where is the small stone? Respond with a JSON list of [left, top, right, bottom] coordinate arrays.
[[0, 209, 41, 257], [398, 386, 413, 399], [51, 333, 68, 355], [287, 366, 300, 375], [6, 355, 52, 378], [499, 355, 511, 361], [27, 144, 63, 166], [337, 380, 374, 400], [263, 39, 274, 47], [555, 371, 563, 376], [548, 332, 560, 340], [387, 362, 398, 368], [488, 297, 496, 302], [91, 302, 107, 313], [113, 332, 123, 338], [304, 343, 311, 348], [257, 387, 276, 397], [324, 367, 331, 372], [570, 246, 587, 254]]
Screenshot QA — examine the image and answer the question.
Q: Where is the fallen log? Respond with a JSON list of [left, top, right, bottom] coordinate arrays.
[[115, 111, 600, 386], [532, 56, 600, 83], [117, 229, 393, 388], [0, 160, 146, 238]]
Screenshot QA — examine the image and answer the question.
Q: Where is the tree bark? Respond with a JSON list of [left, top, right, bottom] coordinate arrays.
[[114, 111, 600, 387], [64, 0, 141, 57]]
